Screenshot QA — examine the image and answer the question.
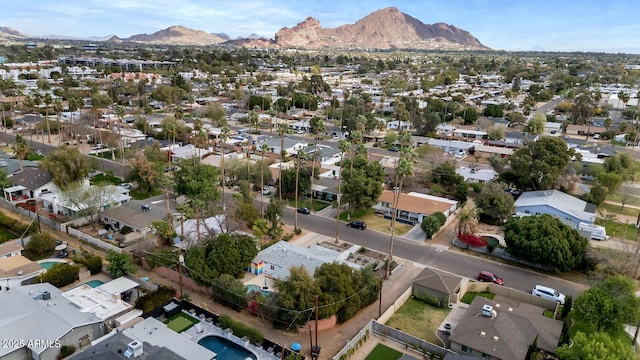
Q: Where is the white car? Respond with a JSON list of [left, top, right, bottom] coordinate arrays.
[[262, 186, 271, 195], [532, 285, 566, 304]]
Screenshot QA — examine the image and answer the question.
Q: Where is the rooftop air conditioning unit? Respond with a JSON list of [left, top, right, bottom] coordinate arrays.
[[42, 291, 51, 300], [124, 341, 143, 359], [482, 304, 493, 317]]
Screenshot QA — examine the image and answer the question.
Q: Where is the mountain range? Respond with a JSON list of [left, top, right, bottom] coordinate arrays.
[[0, 7, 488, 50]]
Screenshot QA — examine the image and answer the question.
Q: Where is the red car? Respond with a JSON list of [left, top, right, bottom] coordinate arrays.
[[477, 271, 504, 285]]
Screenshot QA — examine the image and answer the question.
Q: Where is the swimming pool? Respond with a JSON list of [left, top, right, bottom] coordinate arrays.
[[245, 284, 272, 297], [198, 336, 257, 360], [39, 260, 67, 269], [84, 280, 105, 288]]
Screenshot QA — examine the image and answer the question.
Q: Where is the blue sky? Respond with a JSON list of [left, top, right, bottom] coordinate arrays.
[[2, 0, 640, 53]]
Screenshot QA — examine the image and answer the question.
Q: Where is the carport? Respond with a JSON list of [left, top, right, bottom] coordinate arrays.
[[97, 276, 140, 302]]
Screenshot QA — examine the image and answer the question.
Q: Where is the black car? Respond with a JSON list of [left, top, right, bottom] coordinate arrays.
[[297, 207, 311, 214], [347, 221, 367, 230]]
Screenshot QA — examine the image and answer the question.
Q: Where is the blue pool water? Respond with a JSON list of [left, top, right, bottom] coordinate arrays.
[[84, 280, 105, 288], [246, 284, 272, 296], [198, 336, 257, 360], [40, 261, 65, 269]]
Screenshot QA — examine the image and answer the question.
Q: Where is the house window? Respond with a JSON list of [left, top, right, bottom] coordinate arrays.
[[482, 353, 491, 359], [461, 345, 472, 354]]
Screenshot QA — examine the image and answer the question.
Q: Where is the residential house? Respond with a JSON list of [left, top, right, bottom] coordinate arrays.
[[373, 190, 458, 225], [427, 139, 476, 156], [456, 166, 498, 184], [100, 198, 179, 240], [0, 239, 23, 258], [4, 167, 58, 203], [449, 297, 562, 360], [565, 124, 606, 137], [69, 317, 216, 360], [0, 253, 44, 288], [255, 137, 309, 156], [514, 190, 596, 227], [0, 283, 107, 360], [301, 145, 342, 164], [165, 144, 213, 162], [453, 128, 488, 140], [473, 144, 514, 158], [248, 240, 360, 280], [412, 267, 462, 306], [544, 122, 562, 135], [502, 131, 539, 147], [39, 183, 131, 218]]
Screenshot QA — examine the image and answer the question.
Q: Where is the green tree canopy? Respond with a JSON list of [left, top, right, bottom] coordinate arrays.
[[556, 331, 637, 360], [474, 182, 515, 225], [572, 275, 640, 332], [501, 137, 575, 190], [105, 250, 138, 278], [40, 145, 88, 190], [173, 157, 221, 215], [341, 156, 386, 212], [504, 214, 588, 271]]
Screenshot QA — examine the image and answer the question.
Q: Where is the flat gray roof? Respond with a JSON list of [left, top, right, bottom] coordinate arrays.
[[0, 283, 102, 357]]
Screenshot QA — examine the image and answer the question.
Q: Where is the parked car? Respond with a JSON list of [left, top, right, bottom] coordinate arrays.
[[477, 271, 504, 285], [262, 186, 271, 195], [388, 147, 399, 152], [297, 207, 310, 215], [531, 285, 566, 304], [347, 221, 367, 230]]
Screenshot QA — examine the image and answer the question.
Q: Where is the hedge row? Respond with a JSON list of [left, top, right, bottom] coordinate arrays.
[[218, 314, 264, 345]]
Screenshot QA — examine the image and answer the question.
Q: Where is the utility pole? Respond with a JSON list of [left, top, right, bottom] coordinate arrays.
[[311, 294, 320, 359], [378, 277, 383, 317], [177, 251, 184, 299]]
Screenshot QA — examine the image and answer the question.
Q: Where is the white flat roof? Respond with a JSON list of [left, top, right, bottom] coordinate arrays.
[[62, 284, 132, 320], [97, 276, 139, 295]]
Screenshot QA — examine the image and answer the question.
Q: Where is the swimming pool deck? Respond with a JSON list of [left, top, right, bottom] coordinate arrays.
[[182, 311, 281, 360]]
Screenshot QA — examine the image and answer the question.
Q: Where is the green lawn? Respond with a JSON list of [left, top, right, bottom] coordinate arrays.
[[460, 291, 495, 304], [285, 198, 330, 211], [339, 209, 414, 236], [91, 173, 122, 185], [596, 219, 637, 241], [365, 344, 403, 360], [598, 202, 640, 218], [130, 189, 163, 200], [0, 228, 17, 243], [570, 320, 633, 347], [385, 298, 450, 345], [164, 312, 199, 333], [606, 193, 640, 206]]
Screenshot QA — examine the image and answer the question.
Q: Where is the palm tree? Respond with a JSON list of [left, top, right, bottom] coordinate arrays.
[[220, 126, 230, 211], [309, 119, 326, 212], [347, 116, 366, 218], [386, 130, 415, 280], [13, 135, 30, 172], [276, 122, 290, 201], [294, 149, 307, 230], [335, 139, 351, 244], [456, 206, 480, 236], [52, 98, 63, 145], [259, 143, 270, 216], [43, 93, 53, 144]]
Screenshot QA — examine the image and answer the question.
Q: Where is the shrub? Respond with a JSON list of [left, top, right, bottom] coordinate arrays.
[[458, 233, 488, 248], [413, 292, 445, 308], [218, 314, 264, 344], [120, 226, 133, 234], [134, 285, 176, 315], [77, 255, 103, 275], [24, 232, 56, 256], [57, 345, 76, 360], [36, 263, 80, 288], [431, 212, 447, 227], [421, 216, 441, 239], [472, 183, 483, 193]]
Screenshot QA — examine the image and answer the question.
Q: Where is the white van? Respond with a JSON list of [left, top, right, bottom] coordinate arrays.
[[578, 222, 607, 241], [532, 285, 566, 304]]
